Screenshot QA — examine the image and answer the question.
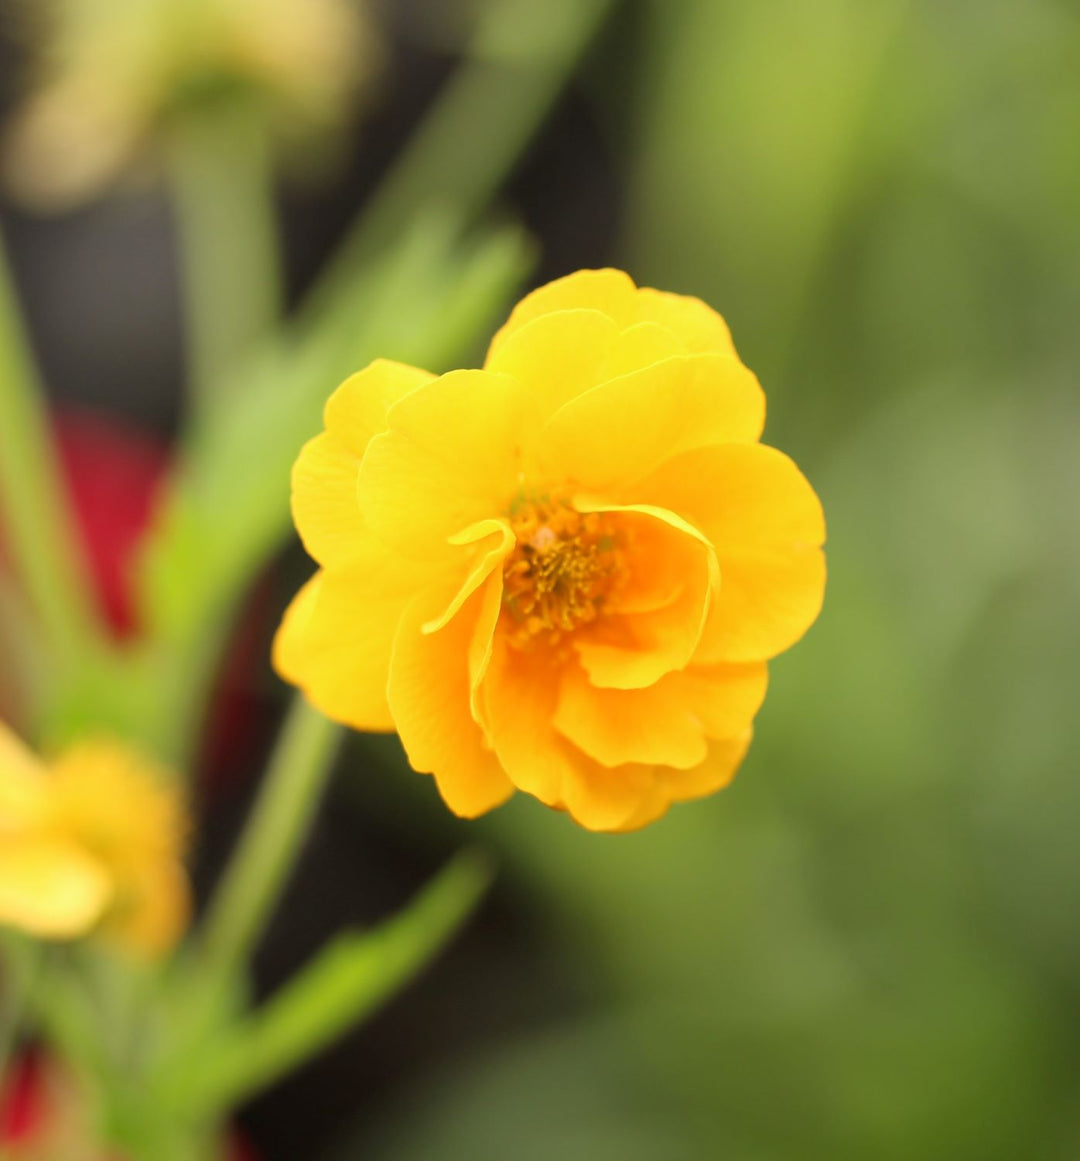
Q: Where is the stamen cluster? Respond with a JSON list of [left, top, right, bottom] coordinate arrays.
[[503, 497, 624, 648]]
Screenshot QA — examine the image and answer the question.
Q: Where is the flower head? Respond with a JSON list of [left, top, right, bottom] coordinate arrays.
[[0, 725, 189, 953], [274, 269, 826, 832]]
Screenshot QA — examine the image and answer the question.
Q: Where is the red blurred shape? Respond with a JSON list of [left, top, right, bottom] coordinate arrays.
[[52, 408, 170, 639]]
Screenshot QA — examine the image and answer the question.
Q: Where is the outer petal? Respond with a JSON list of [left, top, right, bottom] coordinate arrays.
[[107, 859, 191, 956], [571, 502, 717, 689], [323, 359, 435, 458], [273, 558, 421, 732], [0, 722, 48, 832], [633, 287, 736, 356], [539, 354, 765, 494], [637, 444, 826, 662], [0, 837, 111, 938], [487, 269, 638, 357], [486, 268, 737, 363], [481, 630, 665, 832], [485, 308, 687, 421], [559, 756, 660, 833], [485, 309, 621, 418], [389, 569, 514, 819], [357, 370, 531, 559], [480, 633, 567, 806], [553, 660, 766, 772], [291, 432, 364, 568], [661, 732, 753, 803], [671, 662, 769, 740], [553, 664, 708, 770]]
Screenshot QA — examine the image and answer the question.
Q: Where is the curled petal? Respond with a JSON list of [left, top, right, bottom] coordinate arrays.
[[638, 443, 826, 662], [571, 502, 717, 689]]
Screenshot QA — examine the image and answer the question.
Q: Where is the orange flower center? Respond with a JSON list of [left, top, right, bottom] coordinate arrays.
[[502, 496, 626, 650]]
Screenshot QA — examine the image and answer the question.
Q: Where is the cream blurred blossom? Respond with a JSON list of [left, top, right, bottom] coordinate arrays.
[[3, 0, 379, 207]]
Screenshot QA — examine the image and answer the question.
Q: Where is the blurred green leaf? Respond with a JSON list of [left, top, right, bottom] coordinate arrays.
[[160, 851, 493, 1118]]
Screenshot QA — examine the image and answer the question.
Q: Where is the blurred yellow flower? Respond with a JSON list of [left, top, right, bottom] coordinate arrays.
[[4, 0, 377, 207], [0, 725, 189, 954], [275, 269, 826, 832]]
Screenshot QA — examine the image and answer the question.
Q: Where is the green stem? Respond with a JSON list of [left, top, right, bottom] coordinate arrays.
[[0, 233, 102, 671], [169, 101, 283, 429], [196, 698, 341, 996], [162, 853, 493, 1119]]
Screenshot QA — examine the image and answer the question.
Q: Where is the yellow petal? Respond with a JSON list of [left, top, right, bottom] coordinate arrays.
[[638, 443, 826, 662], [324, 359, 435, 458], [553, 664, 708, 770], [638, 442, 825, 550], [481, 629, 665, 832], [539, 354, 765, 494], [700, 548, 826, 664], [273, 557, 423, 732], [357, 369, 531, 558], [388, 574, 514, 818], [485, 308, 621, 417], [672, 662, 769, 739], [480, 632, 570, 805], [559, 755, 660, 833], [0, 722, 47, 832], [291, 432, 364, 568], [662, 732, 753, 803], [486, 268, 638, 357], [599, 321, 688, 379], [423, 519, 515, 633], [633, 287, 736, 356], [0, 837, 111, 939], [105, 859, 191, 957], [615, 787, 673, 832], [571, 502, 717, 689]]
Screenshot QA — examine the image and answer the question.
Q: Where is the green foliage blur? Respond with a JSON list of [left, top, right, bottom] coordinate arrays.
[[337, 2, 1080, 1158]]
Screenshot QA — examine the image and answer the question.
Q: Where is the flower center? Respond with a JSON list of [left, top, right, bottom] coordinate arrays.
[[502, 495, 625, 649]]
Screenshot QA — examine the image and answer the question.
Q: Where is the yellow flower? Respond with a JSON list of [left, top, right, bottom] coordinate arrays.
[[0, 725, 189, 954], [4, 0, 377, 208], [275, 269, 826, 832]]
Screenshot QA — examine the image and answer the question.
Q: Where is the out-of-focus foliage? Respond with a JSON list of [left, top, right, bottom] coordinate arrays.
[[333, 1, 1080, 1157]]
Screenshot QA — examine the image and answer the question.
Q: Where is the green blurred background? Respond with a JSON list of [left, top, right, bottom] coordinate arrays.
[[4, 0, 1080, 1157]]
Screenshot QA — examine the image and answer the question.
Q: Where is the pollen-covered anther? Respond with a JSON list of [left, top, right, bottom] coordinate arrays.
[[502, 497, 626, 649]]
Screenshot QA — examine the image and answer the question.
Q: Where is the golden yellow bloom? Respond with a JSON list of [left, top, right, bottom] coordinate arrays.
[[4, 0, 377, 207], [275, 269, 826, 832], [0, 725, 189, 954]]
